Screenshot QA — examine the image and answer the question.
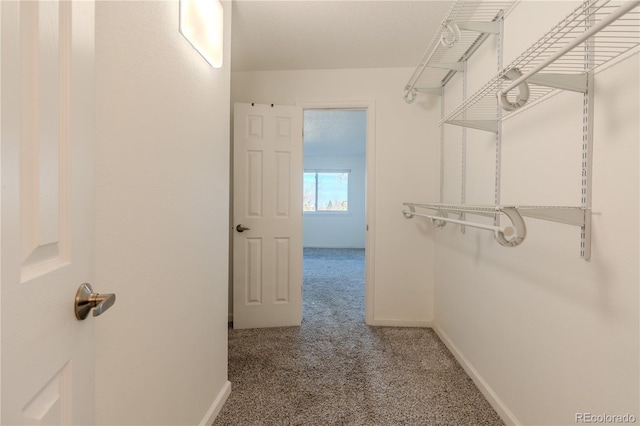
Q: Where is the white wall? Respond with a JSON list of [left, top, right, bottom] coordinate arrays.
[[232, 68, 439, 325], [434, 2, 639, 425], [94, 1, 231, 424], [303, 155, 366, 248]]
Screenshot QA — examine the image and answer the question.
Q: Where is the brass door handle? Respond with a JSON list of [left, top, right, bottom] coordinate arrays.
[[75, 283, 116, 320], [236, 224, 251, 233]]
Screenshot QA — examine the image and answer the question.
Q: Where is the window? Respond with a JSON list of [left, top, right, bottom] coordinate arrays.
[[303, 171, 349, 212]]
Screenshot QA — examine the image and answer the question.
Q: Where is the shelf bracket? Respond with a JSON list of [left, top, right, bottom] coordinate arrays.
[[403, 86, 443, 103], [457, 21, 501, 34], [445, 119, 498, 133], [414, 87, 443, 96], [517, 207, 587, 227], [429, 62, 465, 72], [527, 73, 588, 93]]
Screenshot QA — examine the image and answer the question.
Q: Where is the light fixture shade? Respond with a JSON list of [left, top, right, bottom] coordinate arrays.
[[180, 0, 224, 68]]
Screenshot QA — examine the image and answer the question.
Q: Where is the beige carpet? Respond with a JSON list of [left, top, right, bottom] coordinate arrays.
[[214, 248, 503, 425]]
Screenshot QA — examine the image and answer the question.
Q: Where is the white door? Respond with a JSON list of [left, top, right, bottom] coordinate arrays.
[[1, 1, 98, 424], [233, 103, 303, 329]]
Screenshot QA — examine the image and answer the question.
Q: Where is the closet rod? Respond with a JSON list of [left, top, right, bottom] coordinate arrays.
[[402, 204, 526, 247], [500, 0, 640, 96], [402, 210, 503, 233]]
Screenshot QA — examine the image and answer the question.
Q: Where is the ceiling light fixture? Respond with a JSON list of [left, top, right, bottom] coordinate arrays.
[[179, 0, 223, 68]]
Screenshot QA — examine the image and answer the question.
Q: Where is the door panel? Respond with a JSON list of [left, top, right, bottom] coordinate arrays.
[[1, 1, 96, 424], [233, 103, 303, 329]]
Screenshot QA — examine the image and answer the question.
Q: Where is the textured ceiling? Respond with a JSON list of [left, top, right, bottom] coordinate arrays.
[[231, 1, 453, 72]]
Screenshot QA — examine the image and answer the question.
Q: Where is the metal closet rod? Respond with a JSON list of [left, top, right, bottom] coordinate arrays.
[[402, 203, 527, 247], [401, 210, 502, 233], [500, 0, 640, 96], [403, 202, 588, 226], [402, 202, 593, 252]]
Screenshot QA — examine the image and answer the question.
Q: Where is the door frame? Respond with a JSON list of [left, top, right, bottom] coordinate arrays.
[[297, 100, 376, 325]]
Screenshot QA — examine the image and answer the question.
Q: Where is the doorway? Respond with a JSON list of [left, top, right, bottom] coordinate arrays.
[[301, 106, 373, 323], [231, 101, 376, 327]]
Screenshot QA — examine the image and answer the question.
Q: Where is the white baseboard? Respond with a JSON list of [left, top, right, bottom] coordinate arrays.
[[367, 318, 432, 328], [432, 324, 520, 426], [199, 380, 231, 426]]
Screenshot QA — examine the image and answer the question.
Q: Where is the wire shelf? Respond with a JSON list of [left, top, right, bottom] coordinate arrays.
[[403, 0, 516, 103], [442, 0, 640, 129]]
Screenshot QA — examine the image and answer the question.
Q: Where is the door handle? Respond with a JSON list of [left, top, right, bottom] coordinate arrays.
[[75, 283, 116, 320], [236, 224, 251, 233]]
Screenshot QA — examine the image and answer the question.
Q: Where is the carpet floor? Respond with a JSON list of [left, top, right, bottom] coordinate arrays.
[[214, 248, 503, 426]]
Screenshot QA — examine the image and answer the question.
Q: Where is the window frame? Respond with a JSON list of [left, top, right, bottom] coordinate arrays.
[[303, 169, 351, 215]]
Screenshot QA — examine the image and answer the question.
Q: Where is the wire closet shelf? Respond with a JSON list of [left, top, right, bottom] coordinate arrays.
[[442, 0, 640, 131], [403, 0, 517, 103], [403, 0, 639, 258]]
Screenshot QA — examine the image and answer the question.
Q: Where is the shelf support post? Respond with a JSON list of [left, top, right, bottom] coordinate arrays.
[[581, 1, 595, 261], [494, 12, 505, 228], [461, 60, 468, 233], [440, 86, 445, 203]]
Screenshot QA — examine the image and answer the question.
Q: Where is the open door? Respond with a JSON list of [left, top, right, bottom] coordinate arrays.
[[1, 1, 99, 423], [232, 103, 303, 329]]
